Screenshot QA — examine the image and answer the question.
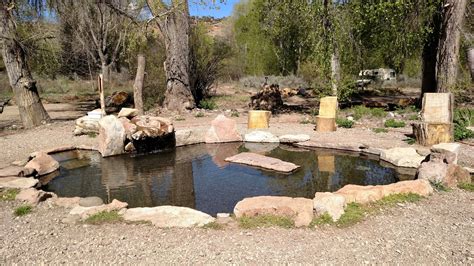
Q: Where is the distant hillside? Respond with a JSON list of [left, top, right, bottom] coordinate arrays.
[[191, 16, 231, 39]]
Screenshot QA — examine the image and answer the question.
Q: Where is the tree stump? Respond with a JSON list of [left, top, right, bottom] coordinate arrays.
[[316, 116, 336, 132], [412, 122, 453, 146]]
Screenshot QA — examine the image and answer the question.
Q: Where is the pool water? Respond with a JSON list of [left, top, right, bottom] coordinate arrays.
[[44, 143, 415, 215]]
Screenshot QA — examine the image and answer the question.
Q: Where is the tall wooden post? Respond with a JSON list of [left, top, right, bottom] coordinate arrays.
[[133, 54, 146, 114], [98, 74, 106, 117]]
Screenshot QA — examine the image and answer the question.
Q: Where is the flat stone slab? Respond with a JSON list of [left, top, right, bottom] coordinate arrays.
[[225, 152, 300, 173], [244, 131, 279, 143], [0, 177, 38, 189], [296, 141, 364, 152], [278, 134, 310, 143], [123, 206, 215, 228], [380, 147, 425, 168]]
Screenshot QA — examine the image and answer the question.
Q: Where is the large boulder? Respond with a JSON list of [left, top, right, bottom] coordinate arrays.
[[380, 147, 425, 168], [16, 188, 54, 205], [225, 152, 300, 173], [443, 164, 471, 187], [0, 177, 38, 189], [123, 206, 215, 228], [98, 115, 126, 157], [69, 199, 128, 220], [176, 129, 205, 146], [74, 116, 100, 136], [417, 161, 448, 184], [278, 134, 310, 144], [129, 116, 175, 153], [430, 143, 460, 164], [25, 152, 59, 176], [234, 196, 313, 227], [205, 115, 242, 143], [313, 192, 346, 221], [117, 108, 138, 119], [0, 166, 25, 177], [244, 131, 279, 143], [335, 180, 433, 204]]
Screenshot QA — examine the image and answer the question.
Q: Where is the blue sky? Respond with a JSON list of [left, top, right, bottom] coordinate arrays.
[[188, 0, 239, 18]]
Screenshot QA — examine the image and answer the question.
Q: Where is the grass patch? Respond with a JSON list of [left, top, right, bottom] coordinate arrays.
[[312, 193, 423, 228], [0, 189, 20, 201], [238, 215, 294, 229], [351, 106, 386, 120], [84, 211, 123, 225], [174, 116, 185, 121], [202, 221, 224, 230], [87, 132, 97, 138], [231, 110, 240, 117], [431, 182, 451, 192], [458, 183, 474, 192], [14, 205, 33, 216], [384, 119, 406, 128], [199, 99, 218, 110], [310, 213, 334, 227], [336, 118, 354, 128], [408, 114, 419, 121], [372, 127, 388, 133], [194, 112, 205, 118], [403, 137, 416, 145]]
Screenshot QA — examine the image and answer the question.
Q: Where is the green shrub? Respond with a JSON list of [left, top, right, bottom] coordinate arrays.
[[85, 211, 123, 225], [403, 137, 416, 145], [408, 114, 419, 121], [14, 205, 32, 216], [453, 108, 474, 141], [310, 213, 334, 227], [372, 127, 388, 133], [199, 99, 218, 110], [351, 106, 386, 120], [0, 189, 19, 201], [336, 118, 354, 128], [231, 110, 240, 117], [336, 203, 366, 227], [458, 183, 474, 192], [384, 119, 406, 128]]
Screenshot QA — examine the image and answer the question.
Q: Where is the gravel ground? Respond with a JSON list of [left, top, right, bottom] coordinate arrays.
[[0, 190, 472, 264]]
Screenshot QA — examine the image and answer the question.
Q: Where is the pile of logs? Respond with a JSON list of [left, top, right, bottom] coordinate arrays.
[[250, 84, 283, 112]]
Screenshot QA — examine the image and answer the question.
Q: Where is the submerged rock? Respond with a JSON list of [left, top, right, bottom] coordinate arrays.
[[234, 196, 313, 227], [225, 152, 300, 173], [123, 206, 215, 228], [205, 115, 242, 143]]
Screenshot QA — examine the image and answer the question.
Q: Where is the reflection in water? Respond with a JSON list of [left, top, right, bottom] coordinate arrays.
[[46, 144, 414, 215]]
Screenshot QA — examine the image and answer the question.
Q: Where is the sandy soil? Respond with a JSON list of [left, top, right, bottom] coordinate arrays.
[[0, 190, 472, 264]]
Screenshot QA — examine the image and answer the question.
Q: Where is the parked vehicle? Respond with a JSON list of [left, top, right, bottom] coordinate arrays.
[[356, 68, 396, 88]]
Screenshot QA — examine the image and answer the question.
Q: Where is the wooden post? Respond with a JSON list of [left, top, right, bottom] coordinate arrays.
[[98, 74, 106, 117], [133, 54, 146, 114]]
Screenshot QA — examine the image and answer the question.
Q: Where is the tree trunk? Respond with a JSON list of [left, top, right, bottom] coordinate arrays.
[[101, 61, 110, 82], [133, 54, 145, 114], [421, 2, 442, 97], [160, 1, 195, 112], [436, 0, 468, 92], [468, 47, 474, 81], [0, 3, 50, 128], [330, 51, 341, 96]]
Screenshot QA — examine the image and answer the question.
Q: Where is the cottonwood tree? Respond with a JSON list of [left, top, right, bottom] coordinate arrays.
[[0, 0, 50, 128], [54, 0, 133, 81], [421, 0, 469, 94]]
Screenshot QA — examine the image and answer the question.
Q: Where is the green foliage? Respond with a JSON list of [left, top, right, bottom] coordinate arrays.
[[14, 205, 33, 216], [336, 203, 366, 227], [458, 183, 474, 192], [431, 182, 451, 192], [0, 189, 20, 201], [199, 99, 218, 110], [84, 211, 123, 225], [238, 215, 295, 229], [87, 132, 97, 138], [408, 114, 419, 121], [373, 193, 422, 207], [194, 112, 205, 118], [372, 128, 388, 133], [231, 110, 240, 117], [453, 109, 474, 141], [310, 213, 334, 227], [351, 106, 386, 120], [202, 222, 224, 230], [336, 118, 354, 128], [384, 119, 406, 128], [403, 137, 416, 145]]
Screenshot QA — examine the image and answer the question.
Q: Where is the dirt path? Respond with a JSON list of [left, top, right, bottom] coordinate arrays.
[[0, 190, 472, 264]]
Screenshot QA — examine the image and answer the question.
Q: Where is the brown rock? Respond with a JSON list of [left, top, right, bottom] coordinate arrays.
[[15, 188, 54, 205], [225, 152, 300, 173], [52, 197, 81, 208], [0, 166, 24, 177], [443, 164, 471, 187], [335, 180, 433, 204], [205, 115, 242, 143], [0, 177, 38, 189], [119, 117, 137, 139], [25, 152, 59, 176], [234, 196, 313, 227], [98, 115, 126, 157]]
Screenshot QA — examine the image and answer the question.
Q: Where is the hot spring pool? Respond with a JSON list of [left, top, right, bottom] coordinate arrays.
[[44, 143, 415, 215]]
